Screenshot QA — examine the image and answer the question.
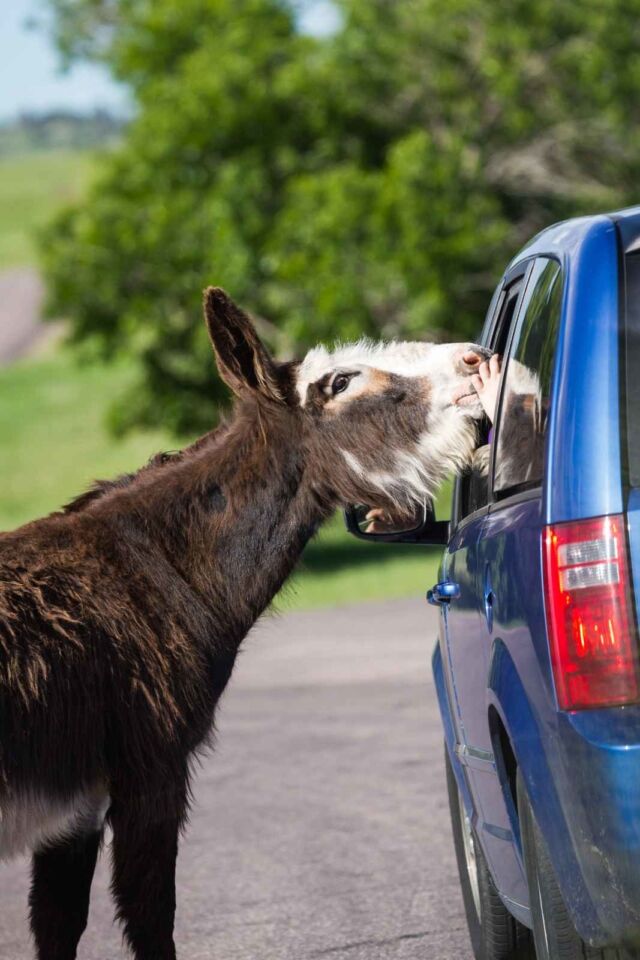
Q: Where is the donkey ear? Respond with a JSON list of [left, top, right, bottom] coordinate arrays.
[[203, 287, 284, 403]]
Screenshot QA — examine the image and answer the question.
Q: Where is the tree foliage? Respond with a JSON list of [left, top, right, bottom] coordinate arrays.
[[42, 0, 640, 433]]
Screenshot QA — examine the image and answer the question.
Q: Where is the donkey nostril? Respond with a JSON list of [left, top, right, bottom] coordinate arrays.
[[462, 350, 482, 368]]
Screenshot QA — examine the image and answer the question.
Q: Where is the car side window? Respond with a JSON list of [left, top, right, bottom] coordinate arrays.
[[455, 278, 524, 522], [492, 257, 562, 496]]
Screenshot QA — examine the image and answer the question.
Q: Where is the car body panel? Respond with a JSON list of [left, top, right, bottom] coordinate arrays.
[[440, 518, 487, 751], [542, 218, 623, 525], [476, 498, 547, 916]]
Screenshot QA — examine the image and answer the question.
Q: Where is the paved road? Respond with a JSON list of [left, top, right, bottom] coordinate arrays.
[[0, 268, 47, 364], [0, 599, 471, 960]]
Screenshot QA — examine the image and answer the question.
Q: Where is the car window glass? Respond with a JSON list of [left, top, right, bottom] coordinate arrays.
[[456, 279, 523, 522], [623, 251, 640, 487], [493, 258, 562, 495]]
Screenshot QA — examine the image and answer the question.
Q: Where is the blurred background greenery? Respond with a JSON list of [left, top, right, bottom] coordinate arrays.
[[3, 0, 640, 608]]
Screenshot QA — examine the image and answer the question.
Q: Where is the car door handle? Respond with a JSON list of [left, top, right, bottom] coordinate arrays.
[[427, 581, 461, 605], [483, 563, 494, 632]]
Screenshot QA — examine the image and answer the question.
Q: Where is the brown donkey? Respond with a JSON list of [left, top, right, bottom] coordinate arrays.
[[0, 289, 488, 959]]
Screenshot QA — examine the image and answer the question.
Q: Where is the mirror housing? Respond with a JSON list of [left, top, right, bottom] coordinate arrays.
[[344, 500, 450, 545]]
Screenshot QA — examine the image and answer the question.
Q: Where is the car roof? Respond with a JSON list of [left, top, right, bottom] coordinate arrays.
[[490, 206, 636, 525], [509, 205, 640, 269]]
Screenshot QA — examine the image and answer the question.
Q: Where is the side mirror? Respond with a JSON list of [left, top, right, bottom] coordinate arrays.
[[344, 500, 450, 545]]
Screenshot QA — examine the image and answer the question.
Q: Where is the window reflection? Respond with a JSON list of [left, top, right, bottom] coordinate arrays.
[[494, 259, 562, 494]]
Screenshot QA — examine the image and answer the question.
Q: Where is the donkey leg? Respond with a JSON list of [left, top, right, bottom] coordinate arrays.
[[29, 828, 102, 960], [109, 805, 181, 960]]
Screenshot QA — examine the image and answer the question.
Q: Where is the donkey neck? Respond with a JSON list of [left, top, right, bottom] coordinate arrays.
[[115, 401, 331, 637]]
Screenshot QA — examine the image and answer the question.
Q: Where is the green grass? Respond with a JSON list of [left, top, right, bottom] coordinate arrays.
[[0, 149, 95, 268], [0, 349, 443, 610], [0, 349, 176, 529], [280, 516, 441, 611]]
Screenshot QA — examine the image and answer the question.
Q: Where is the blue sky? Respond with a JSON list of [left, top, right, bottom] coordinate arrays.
[[0, 0, 340, 123], [1, 0, 129, 121]]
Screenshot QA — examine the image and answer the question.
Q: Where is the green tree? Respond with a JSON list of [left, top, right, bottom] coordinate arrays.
[[42, 0, 640, 434]]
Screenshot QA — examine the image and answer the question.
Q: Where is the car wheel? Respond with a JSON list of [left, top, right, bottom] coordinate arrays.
[[516, 769, 640, 960], [445, 745, 536, 960]]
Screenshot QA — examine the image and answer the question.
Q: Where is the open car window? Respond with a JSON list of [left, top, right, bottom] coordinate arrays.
[[492, 258, 562, 498], [454, 275, 525, 524]]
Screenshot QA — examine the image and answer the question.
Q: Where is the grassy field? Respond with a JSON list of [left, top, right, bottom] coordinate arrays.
[[0, 350, 174, 529], [282, 519, 442, 611], [0, 149, 95, 268], [0, 348, 443, 610]]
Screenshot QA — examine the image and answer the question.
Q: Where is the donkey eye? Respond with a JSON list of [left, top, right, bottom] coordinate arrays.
[[332, 374, 351, 395]]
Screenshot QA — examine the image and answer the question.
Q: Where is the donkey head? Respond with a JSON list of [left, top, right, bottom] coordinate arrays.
[[204, 288, 488, 513]]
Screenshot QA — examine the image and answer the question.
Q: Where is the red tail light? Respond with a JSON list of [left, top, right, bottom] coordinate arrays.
[[543, 514, 640, 710]]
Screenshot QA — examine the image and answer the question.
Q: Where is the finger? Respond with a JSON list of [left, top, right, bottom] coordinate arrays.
[[470, 373, 483, 394], [477, 360, 491, 384], [489, 353, 502, 376]]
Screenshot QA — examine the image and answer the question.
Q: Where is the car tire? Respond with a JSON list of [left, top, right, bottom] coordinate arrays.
[[445, 745, 536, 960], [516, 768, 640, 960]]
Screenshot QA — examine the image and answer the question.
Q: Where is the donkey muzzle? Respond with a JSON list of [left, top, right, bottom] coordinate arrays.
[[454, 344, 492, 376]]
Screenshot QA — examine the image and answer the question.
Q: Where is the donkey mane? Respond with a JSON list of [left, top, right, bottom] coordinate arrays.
[[60, 424, 229, 516]]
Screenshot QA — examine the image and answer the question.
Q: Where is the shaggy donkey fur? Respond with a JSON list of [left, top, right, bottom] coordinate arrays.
[[0, 289, 486, 959]]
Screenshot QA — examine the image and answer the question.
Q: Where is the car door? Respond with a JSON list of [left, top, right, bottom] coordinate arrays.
[[438, 266, 528, 759], [439, 255, 564, 909]]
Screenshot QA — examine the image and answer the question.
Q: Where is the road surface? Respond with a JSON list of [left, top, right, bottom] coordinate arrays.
[[0, 268, 47, 365], [0, 598, 472, 959]]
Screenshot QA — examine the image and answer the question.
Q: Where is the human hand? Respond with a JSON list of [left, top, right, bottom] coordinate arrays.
[[470, 354, 502, 424], [364, 507, 418, 534]]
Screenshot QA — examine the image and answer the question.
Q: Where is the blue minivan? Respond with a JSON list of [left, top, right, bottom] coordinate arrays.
[[346, 209, 640, 959]]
